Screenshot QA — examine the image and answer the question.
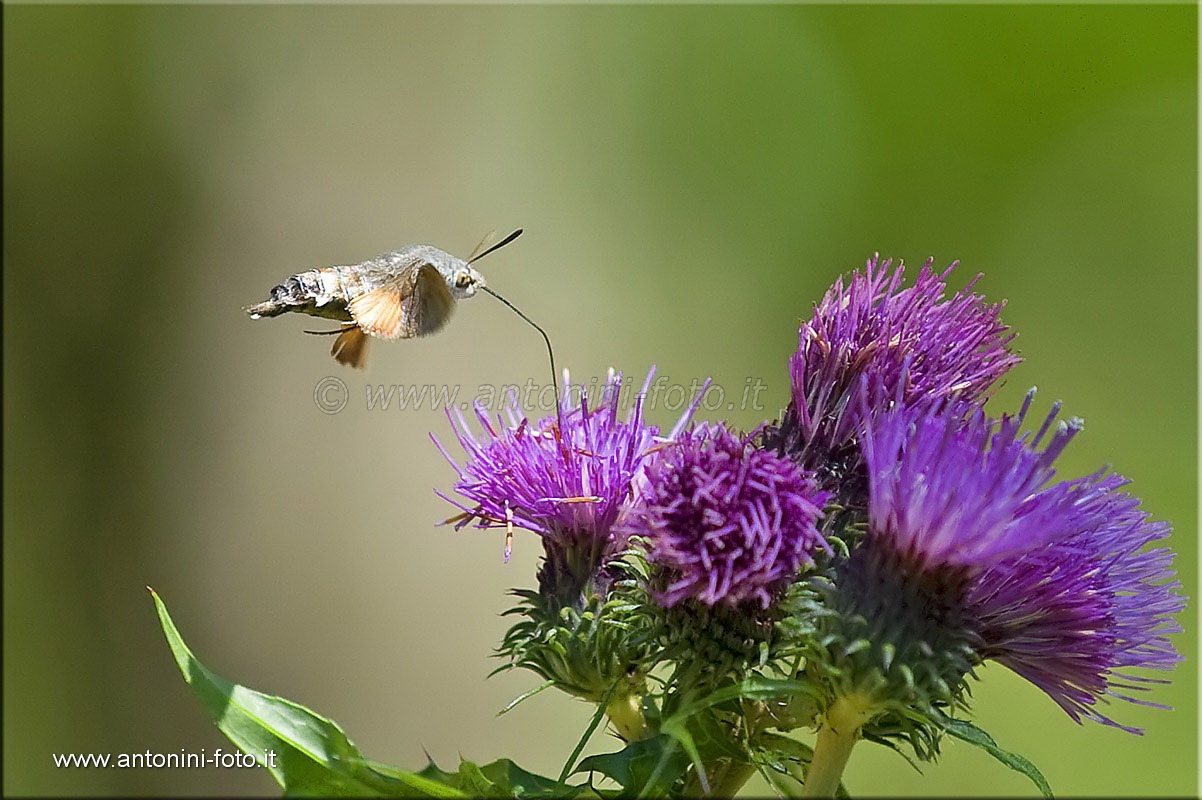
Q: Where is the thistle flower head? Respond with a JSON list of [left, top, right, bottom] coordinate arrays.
[[629, 422, 831, 609], [967, 472, 1185, 733], [817, 394, 1184, 732], [861, 391, 1081, 570], [770, 255, 1020, 483], [435, 368, 697, 602]]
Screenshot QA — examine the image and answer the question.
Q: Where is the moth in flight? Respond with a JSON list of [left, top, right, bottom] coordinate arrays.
[[245, 230, 536, 369]]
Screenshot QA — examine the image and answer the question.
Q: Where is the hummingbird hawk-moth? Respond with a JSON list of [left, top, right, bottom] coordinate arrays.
[[244, 230, 537, 370]]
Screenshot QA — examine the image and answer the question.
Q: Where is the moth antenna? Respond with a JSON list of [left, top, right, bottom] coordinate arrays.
[[467, 229, 498, 261], [304, 325, 358, 336], [480, 285, 560, 413], [468, 228, 523, 264]]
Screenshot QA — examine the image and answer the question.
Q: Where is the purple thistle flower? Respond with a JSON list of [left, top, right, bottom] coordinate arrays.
[[860, 392, 1081, 570], [772, 255, 1020, 479], [434, 368, 700, 600], [852, 395, 1184, 731], [968, 472, 1185, 733], [630, 422, 831, 608]]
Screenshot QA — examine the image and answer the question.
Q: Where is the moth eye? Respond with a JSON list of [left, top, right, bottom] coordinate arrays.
[[455, 274, 472, 289]]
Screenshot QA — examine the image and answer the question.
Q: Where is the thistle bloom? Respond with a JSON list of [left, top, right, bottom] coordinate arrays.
[[630, 422, 831, 608], [860, 393, 1081, 570], [770, 255, 1020, 482], [967, 472, 1184, 732], [435, 369, 698, 601], [838, 394, 1184, 731]]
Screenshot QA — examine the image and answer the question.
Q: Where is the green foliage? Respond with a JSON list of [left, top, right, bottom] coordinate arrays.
[[937, 716, 1053, 798], [434, 759, 583, 799], [157, 561, 1057, 798], [152, 588, 573, 798], [153, 588, 423, 796], [576, 736, 689, 798], [155, 582, 872, 796]]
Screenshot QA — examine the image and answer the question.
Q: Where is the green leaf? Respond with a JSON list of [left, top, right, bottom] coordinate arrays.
[[410, 758, 582, 799], [479, 758, 584, 798], [683, 708, 746, 762], [151, 588, 466, 798], [348, 758, 469, 798], [752, 731, 812, 778], [576, 736, 688, 797], [939, 717, 1053, 798], [638, 737, 684, 799], [657, 716, 707, 794], [751, 733, 853, 799], [748, 733, 806, 798], [654, 677, 818, 794], [415, 760, 463, 787], [455, 761, 511, 799], [498, 681, 556, 716]]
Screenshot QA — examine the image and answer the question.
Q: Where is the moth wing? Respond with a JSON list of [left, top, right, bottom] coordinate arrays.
[[331, 326, 370, 369], [347, 263, 455, 340], [407, 264, 457, 337]]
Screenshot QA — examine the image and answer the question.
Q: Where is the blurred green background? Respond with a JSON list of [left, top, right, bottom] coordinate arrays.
[[4, 4, 1196, 796]]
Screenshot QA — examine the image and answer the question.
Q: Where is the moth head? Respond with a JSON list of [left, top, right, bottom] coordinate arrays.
[[450, 265, 485, 299]]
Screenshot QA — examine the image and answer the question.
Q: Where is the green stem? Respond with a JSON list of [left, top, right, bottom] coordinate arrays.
[[605, 690, 649, 741], [803, 694, 876, 798], [557, 681, 617, 786]]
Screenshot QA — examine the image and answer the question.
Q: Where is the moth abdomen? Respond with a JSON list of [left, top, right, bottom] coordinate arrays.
[[244, 267, 355, 322]]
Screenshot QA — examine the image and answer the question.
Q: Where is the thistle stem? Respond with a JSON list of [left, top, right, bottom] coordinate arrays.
[[803, 694, 875, 798]]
